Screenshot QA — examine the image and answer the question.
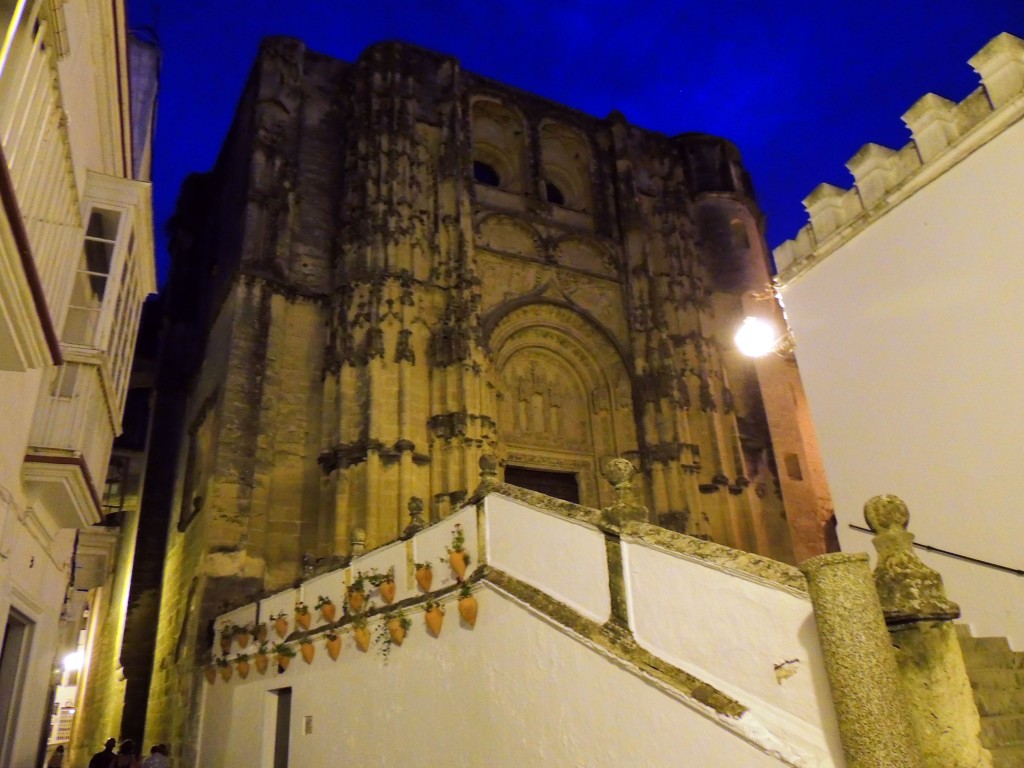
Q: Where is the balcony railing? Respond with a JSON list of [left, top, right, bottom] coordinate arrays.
[[24, 360, 116, 526]]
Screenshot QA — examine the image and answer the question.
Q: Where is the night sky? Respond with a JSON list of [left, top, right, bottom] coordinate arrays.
[[126, 1, 1024, 285]]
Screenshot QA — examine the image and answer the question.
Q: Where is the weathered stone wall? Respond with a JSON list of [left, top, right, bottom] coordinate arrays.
[[141, 36, 833, 756]]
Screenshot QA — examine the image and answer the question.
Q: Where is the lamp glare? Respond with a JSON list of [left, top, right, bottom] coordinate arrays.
[[735, 317, 777, 358], [63, 651, 83, 671]]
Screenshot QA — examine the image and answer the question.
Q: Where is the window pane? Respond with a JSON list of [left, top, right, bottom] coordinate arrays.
[[83, 238, 114, 279], [50, 363, 79, 399], [86, 209, 120, 241]]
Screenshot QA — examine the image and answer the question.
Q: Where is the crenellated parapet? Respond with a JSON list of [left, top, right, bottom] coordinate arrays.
[[775, 32, 1024, 281]]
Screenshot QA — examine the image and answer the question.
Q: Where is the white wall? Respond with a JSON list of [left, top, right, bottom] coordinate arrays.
[[780, 114, 1024, 647], [202, 494, 843, 766], [624, 539, 843, 764], [202, 587, 793, 768]]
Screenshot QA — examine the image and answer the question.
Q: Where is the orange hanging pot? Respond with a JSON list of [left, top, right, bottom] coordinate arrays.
[[321, 602, 336, 623], [415, 565, 433, 592], [458, 594, 478, 628], [449, 551, 467, 580], [354, 626, 371, 652], [255, 653, 269, 675], [300, 641, 315, 664], [204, 665, 216, 685], [348, 589, 366, 614], [387, 618, 406, 646], [218, 663, 232, 682], [424, 604, 445, 638], [325, 635, 342, 661], [236, 658, 250, 679], [274, 616, 289, 639], [379, 580, 396, 604]]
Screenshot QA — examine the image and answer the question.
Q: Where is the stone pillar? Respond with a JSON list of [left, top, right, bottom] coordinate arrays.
[[799, 552, 922, 768], [865, 494, 992, 768]]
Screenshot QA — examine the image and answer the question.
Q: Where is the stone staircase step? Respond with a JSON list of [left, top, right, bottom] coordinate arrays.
[[970, 668, 1024, 691], [961, 634, 1013, 656], [982, 715, 1024, 746], [975, 688, 1024, 717], [964, 651, 1024, 671], [990, 743, 1024, 768]]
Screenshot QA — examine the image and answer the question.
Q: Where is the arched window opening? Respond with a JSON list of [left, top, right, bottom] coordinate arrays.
[[539, 121, 592, 212], [473, 160, 501, 187], [730, 218, 750, 249], [544, 181, 565, 206]]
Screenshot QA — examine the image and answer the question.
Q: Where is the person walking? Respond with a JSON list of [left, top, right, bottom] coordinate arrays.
[[113, 740, 141, 768], [45, 745, 64, 768], [141, 744, 169, 768], [88, 739, 117, 768]]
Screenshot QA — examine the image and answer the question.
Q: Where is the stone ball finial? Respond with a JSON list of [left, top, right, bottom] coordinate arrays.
[[864, 494, 910, 534], [603, 458, 636, 487], [600, 457, 646, 526], [479, 453, 498, 476], [350, 527, 366, 557], [402, 497, 426, 539]]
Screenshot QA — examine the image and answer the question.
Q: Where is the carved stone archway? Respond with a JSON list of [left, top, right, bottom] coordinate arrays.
[[488, 303, 638, 508]]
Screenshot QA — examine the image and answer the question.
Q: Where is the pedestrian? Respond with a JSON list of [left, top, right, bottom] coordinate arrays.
[[141, 744, 169, 768], [88, 739, 117, 768], [113, 740, 141, 768], [45, 745, 64, 768]]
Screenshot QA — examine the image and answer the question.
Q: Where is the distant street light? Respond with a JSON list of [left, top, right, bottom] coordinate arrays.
[[62, 651, 83, 671]]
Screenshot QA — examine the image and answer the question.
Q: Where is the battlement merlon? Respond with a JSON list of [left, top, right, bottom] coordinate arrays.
[[774, 31, 1024, 284]]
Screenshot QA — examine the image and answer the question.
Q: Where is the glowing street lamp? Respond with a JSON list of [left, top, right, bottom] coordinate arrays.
[[734, 317, 782, 357], [62, 651, 84, 671]]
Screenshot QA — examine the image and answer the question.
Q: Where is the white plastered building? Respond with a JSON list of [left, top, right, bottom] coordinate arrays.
[[774, 32, 1024, 648], [0, 0, 155, 763]]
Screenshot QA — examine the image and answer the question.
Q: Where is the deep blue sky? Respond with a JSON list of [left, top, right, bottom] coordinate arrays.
[[127, 1, 1024, 285]]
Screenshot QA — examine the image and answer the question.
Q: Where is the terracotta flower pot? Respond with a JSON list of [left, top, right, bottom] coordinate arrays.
[[236, 632, 252, 649], [325, 636, 342, 661], [219, 665, 232, 682], [321, 602, 336, 623], [204, 666, 217, 685], [255, 654, 269, 674], [256, 624, 268, 643], [219, 635, 231, 654], [348, 590, 365, 614], [300, 643, 315, 664], [449, 551, 467, 580], [379, 580, 396, 604], [415, 567, 432, 593], [458, 595, 478, 628], [354, 627, 371, 652], [277, 655, 291, 671], [386, 619, 406, 646], [296, 612, 311, 631], [425, 607, 444, 638], [237, 660, 250, 679], [274, 617, 289, 638]]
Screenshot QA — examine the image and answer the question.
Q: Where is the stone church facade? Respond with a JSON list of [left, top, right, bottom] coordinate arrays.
[[134, 38, 832, 746]]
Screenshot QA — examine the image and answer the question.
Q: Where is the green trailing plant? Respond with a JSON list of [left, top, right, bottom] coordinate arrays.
[[350, 571, 368, 592], [295, 601, 309, 615], [376, 610, 412, 661], [314, 595, 333, 611], [447, 523, 467, 555], [273, 642, 296, 657]]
